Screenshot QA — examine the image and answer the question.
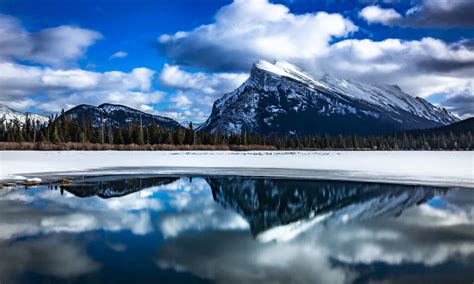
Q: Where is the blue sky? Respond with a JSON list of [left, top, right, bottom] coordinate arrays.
[[0, 0, 473, 121]]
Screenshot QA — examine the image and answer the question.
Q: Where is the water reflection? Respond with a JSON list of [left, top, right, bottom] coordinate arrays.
[[62, 175, 178, 198], [0, 237, 100, 281], [208, 177, 447, 238], [0, 176, 472, 283]]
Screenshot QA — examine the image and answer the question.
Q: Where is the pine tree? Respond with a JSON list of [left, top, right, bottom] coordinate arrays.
[[173, 127, 184, 145], [162, 131, 173, 144], [51, 125, 61, 144], [184, 122, 195, 145]]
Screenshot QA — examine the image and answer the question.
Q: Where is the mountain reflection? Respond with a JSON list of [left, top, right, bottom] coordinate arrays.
[[61, 175, 179, 198], [208, 177, 447, 236]]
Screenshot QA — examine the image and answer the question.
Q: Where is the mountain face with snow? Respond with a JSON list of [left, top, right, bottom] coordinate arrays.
[[208, 177, 446, 236], [0, 103, 49, 125], [199, 60, 458, 135], [64, 103, 181, 129]]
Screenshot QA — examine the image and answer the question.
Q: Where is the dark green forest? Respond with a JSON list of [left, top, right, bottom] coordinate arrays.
[[1, 111, 473, 150]]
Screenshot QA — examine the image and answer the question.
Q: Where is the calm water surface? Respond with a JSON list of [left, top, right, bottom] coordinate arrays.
[[0, 175, 473, 283]]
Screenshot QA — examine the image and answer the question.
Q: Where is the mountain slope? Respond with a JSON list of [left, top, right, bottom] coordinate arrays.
[[0, 103, 49, 125], [64, 103, 181, 129], [199, 60, 458, 135], [401, 117, 473, 136]]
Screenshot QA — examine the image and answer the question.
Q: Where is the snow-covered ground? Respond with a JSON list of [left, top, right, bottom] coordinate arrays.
[[0, 151, 472, 188]]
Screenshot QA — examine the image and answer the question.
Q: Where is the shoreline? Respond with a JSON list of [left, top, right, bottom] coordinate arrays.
[[1, 151, 472, 188], [0, 142, 471, 151]]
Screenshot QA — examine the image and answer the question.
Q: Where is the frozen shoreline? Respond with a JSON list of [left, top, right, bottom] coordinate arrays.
[[0, 151, 473, 188]]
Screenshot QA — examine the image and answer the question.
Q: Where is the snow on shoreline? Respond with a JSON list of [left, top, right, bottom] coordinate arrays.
[[0, 151, 472, 188]]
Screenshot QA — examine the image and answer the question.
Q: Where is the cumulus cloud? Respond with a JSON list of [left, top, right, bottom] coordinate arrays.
[[159, 64, 247, 95], [0, 62, 164, 112], [169, 93, 193, 109], [359, 5, 402, 25], [109, 51, 128, 60], [157, 0, 357, 72], [360, 0, 474, 28], [0, 14, 102, 67], [33, 90, 165, 113], [312, 37, 474, 98], [0, 14, 167, 115]]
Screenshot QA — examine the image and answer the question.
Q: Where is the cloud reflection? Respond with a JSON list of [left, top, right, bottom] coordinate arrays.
[[156, 180, 474, 283], [0, 237, 100, 282]]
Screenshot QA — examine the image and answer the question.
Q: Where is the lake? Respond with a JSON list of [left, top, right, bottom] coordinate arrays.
[[0, 175, 473, 283]]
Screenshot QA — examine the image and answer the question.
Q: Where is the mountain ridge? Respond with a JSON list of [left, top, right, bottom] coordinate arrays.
[[199, 60, 458, 135], [64, 103, 182, 129]]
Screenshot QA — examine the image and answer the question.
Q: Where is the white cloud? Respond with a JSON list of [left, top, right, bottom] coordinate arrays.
[[35, 90, 165, 113], [0, 62, 164, 112], [0, 14, 102, 67], [0, 14, 168, 115], [158, 0, 357, 72], [170, 93, 192, 109], [359, 5, 402, 25], [1, 98, 37, 111], [159, 64, 247, 95], [361, 0, 474, 28], [312, 37, 474, 99], [109, 51, 128, 60]]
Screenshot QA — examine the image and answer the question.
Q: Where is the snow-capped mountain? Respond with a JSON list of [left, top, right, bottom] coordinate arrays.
[[0, 103, 49, 125], [64, 103, 181, 129], [199, 60, 458, 135], [208, 177, 446, 236]]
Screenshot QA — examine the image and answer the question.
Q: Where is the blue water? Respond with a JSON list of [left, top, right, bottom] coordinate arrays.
[[0, 175, 472, 283]]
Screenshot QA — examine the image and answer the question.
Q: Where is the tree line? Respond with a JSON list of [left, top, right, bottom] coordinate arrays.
[[1, 111, 472, 150]]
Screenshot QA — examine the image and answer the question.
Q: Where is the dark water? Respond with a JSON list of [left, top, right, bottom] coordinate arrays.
[[0, 175, 473, 284]]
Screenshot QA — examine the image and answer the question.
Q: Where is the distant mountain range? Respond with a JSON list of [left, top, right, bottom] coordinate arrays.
[[0, 103, 49, 125], [1, 60, 464, 136], [198, 60, 458, 135], [64, 103, 181, 129]]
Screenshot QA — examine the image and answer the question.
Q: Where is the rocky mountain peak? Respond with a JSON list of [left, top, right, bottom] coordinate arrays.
[[199, 60, 459, 135]]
